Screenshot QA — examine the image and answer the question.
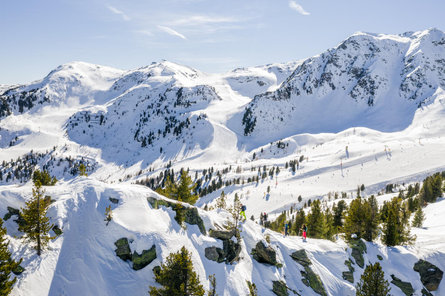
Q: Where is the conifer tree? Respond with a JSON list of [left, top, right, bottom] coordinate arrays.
[[215, 191, 226, 209], [149, 246, 204, 296], [356, 262, 390, 296], [333, 200, 347, 229], [382, 197, 413, 246], [177, 171, 199, 205], [78, 163, 88, 176], [412, 206, 425, 228], [104, 205, 112, 226], [19, 181, 54, 256], [306, 200, 324, 238], [363, 196, 379, 242], [293, 209, 306, 235], [323, 208, 335, 240], [227, 194, 242, 237], [32, 169, 57, 186], [246, 281, 258, 296], [207, 274, 217, 296], [0, 218, 21, 295]]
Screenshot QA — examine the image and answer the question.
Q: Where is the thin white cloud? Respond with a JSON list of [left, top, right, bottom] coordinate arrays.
[[171, 15, 240, 26], [289, 1, 310, 15], [107, 5, 131, 21], [157, 25, 187, 40]]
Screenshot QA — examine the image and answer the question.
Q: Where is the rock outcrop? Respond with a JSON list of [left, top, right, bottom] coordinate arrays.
[[114, 238, 157, 270], [132, 245, 157, 270], [390, 274, 414, 296], [114, 238, 131, 261], [252, 241, 278, 266], [413, 259, 443, 292]]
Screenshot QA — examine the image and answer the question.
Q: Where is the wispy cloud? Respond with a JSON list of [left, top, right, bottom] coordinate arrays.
[[289, 1, 310, 15], [107, 5, 131, 21], [171, 15, 241, 26], [157, 25, 187, 40]]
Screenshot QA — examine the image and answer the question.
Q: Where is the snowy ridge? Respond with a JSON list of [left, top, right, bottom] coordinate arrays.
[[241, 29, 445, 143], [0, 29, 445, 295]]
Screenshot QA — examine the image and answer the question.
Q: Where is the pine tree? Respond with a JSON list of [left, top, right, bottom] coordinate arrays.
[[356, 262, 390, 296], [343, 197, 369, 240], [207, 274, 217, 296], [293, 209, 306, 235], [246, 281, 258, 296], [382, 197, 413, 246], [363, 196, 379, 242], [333, 200, 347, 229], [176, 171, 199, 205], [412, 207, 425, 228], [216, 191, 226, 209], [19, 181, 54, 256], [227, 194, 242, 237], [105, 205, 112, 226], [0, 218, 21, 295], [306, 200, 324, 238], [78, 163, 88, 176], [323, 208, 335, 240], [149, 246, 205, 296], [32, 169, 57, 186]]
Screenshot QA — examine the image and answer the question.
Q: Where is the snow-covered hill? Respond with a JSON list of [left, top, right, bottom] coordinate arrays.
[[1, 29, 445, 296], [241, 29, 445, 143]]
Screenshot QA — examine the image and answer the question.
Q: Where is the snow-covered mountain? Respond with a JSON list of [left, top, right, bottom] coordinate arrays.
[[1, 29, 445, 296], [241, 29, 445, 142]]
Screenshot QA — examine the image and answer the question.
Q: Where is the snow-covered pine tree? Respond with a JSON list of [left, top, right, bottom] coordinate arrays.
[[149, 246, 204, 296], [19, 181, 54, 256]]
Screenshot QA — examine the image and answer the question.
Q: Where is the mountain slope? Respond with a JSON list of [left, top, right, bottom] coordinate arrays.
[[1, 29, 445, 296], [241, 29, 445, 144]]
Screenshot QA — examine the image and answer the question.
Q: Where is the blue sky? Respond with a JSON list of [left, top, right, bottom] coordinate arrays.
[[1, 0, 444, 84]]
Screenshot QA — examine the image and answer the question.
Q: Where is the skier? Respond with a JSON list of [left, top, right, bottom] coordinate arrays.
[[301, 224, 307, 242], [284, 222, 289, 237], [240, 204, 247, 221]]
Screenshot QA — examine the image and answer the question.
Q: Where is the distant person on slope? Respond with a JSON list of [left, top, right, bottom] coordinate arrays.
[[301, 224, 307, 242], [284, 222, 289, 237], [240, 204, 247, 222]]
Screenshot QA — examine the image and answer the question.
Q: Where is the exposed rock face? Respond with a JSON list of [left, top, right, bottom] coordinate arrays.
[[300, 266, 327, 296], [52, 225, 63, 236], [114, 238, 131, 261], [290, 249, 311, 267], [209, 229, 236, 240], [350, 239, 367, 268], [3, 206, 19, 221], [132, 245, 157, 270], [205, 229, 240, 264], [413, 259, 443, 291], [204, 246, 225, 263], [252, 241, 277, 265], [391, 274, 414, 296], [147, 197, 206, 234], [290, 249, 327, 296], [184, 207, 206, 235], [12, 265, 25, 275], [109, 197, 119, 204], [272, 280, 289, 296], [223, 239, 241, 264], [342, 259, 355, 283]]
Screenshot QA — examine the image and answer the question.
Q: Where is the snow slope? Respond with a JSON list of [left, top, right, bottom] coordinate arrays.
[[1, 29, 445, 295]]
